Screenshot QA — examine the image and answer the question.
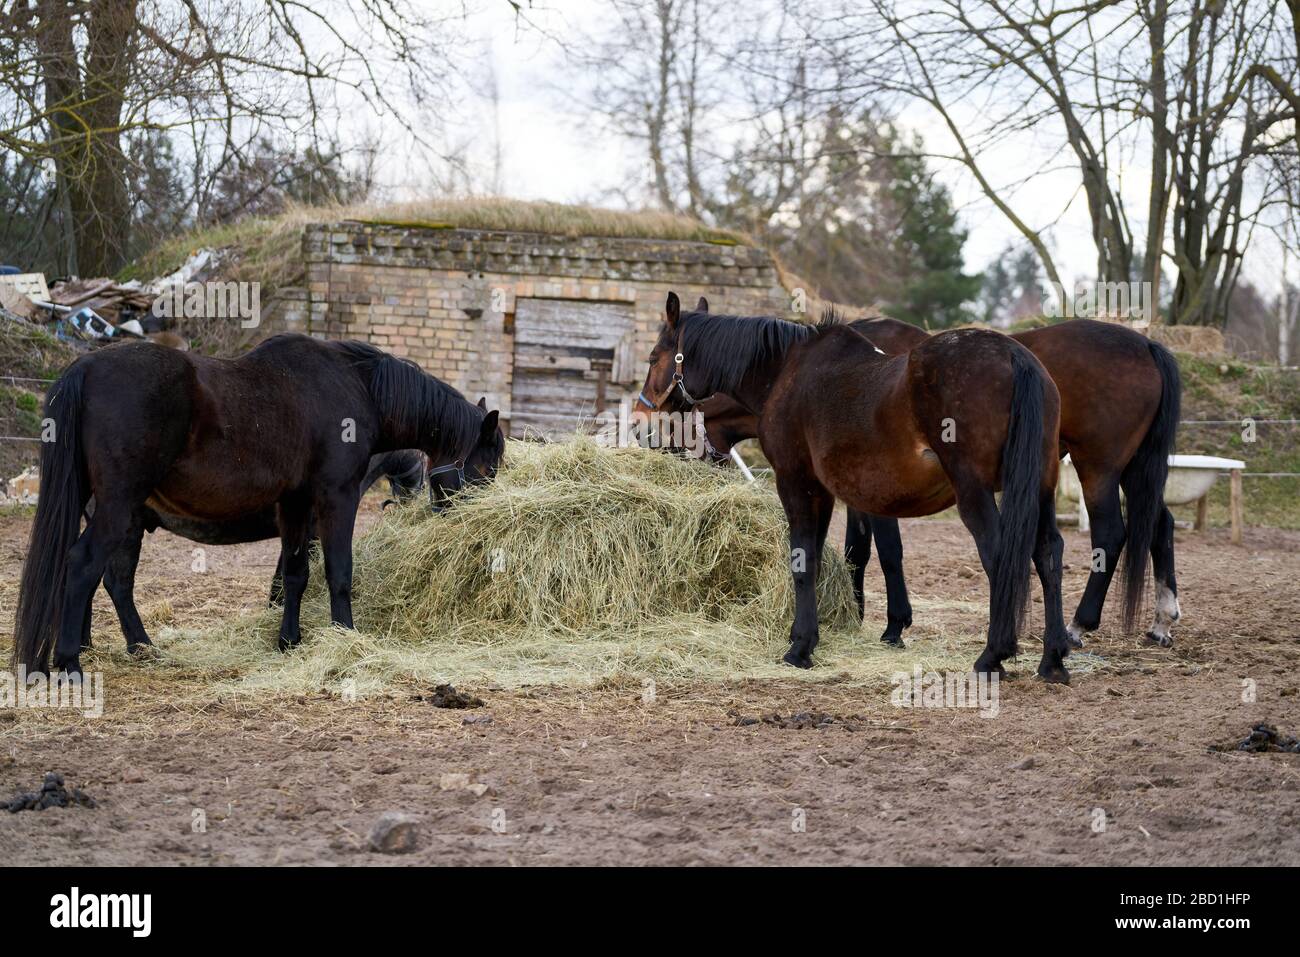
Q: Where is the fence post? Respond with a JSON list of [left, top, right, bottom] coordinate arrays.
[[1230, 469, 1244, 544]]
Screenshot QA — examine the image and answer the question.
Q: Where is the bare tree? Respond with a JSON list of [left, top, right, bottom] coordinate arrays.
[[0, 0, 474, 276], [560, 0, 728, 213], [823, 0, 1298, 325]]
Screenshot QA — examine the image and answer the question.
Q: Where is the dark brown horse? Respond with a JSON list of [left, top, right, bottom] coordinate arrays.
[[13, 333, 504, 676], [83, 447, 441, 656], [691, 313, 1182, 649], [636, 293, 1071, 681]]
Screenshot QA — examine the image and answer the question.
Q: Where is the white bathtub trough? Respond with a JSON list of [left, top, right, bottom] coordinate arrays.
[[1059, 453, 1246, 534]]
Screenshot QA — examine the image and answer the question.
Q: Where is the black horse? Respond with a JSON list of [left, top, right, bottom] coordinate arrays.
[[13, 333, 503, 675], [80, 448, 426, 655]]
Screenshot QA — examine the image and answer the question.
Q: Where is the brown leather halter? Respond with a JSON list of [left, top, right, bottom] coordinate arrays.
[[635, 327, 700, 411]]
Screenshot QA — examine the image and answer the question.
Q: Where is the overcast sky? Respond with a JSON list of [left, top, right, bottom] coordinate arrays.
[[354, 0, 1293, 299]]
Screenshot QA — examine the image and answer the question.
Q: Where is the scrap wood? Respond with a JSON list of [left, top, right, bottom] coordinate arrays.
[[47, 278, 156, 327], [0, 273, 51, 303], [0, 284, 38, 320]]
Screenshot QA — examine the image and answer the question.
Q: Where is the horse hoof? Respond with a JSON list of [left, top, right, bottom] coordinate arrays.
[[973, 651, 1005, 676], [1037, 663, 1071, 685], [1144, 631, 1174, 649], [277, 636, 300, 653], [53, 656, 82, 677], [782, 649, 813, 669], [880, 635, 906, 649], [1066, 633, 1085, 650], [128, 642, 158, 661]]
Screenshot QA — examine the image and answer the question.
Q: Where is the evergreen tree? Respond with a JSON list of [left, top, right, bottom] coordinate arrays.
[[877, 136, 982, 329]]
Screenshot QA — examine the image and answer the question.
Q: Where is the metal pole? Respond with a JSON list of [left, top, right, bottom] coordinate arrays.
[[730, 447, 756, 482]]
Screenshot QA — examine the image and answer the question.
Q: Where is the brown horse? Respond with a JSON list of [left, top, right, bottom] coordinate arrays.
[[13, 334, 504, 676], [636, 293, 1072, 682], [691, 312, 1182, 649]]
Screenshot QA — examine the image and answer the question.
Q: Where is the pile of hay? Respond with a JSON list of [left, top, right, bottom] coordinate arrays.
[[157, 439, 881, 692]]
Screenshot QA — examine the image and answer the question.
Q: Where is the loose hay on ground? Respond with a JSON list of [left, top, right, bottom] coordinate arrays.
[[149, 440, 1006, 695]]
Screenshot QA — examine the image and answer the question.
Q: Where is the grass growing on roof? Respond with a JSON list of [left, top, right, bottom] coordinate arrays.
[[118, 197, 749, 291], [147, 438, 1007, 696]]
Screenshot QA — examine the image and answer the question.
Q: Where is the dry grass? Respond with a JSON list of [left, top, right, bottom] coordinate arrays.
[[118, 197, 749, 293], [109, 438, 1019, 699], [343, 197, 746, 244]]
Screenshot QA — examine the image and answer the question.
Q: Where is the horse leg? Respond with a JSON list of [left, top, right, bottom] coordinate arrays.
[[276, 494, 312, 652], [1145, 506, 1181, 647], [101, 528, 154, 654], [776, 473, 834, 669], [870, 515, 913, 647], [315, 488, 360, 629], [52, 505, 142, 675], [274, 520, 322, 600], [843, 509, 872, 621], [1032, 493, 1071, 684], [1066, 474, 1125, 648], [268, 551, 285, 607], [953, 486, 1007, 676], [79, 589, 94, 651]]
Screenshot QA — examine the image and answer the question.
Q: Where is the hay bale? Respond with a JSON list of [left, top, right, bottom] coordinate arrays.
[[347, 438, 857, 641], [165, 439, 863, 691]]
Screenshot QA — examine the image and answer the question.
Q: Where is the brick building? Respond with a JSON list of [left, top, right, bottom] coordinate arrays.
[[292, 222, 790, 438]]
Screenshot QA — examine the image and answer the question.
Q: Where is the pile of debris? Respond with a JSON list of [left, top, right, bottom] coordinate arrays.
[[0, 272, 155, 341], [0, 248, 221, 346], [48, 277, 157, 330], [0, 465, 40, 506]]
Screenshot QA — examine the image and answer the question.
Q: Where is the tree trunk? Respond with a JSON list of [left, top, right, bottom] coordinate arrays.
[[1143, 0, 1172, 313], [38, 0, 137, 277]]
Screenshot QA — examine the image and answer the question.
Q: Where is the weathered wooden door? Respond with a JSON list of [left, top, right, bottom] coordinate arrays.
[[510, 299, 636, 439]]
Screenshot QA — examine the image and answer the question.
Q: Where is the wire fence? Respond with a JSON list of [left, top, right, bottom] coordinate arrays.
[[1, 375, 1298, 476], [0, 375, 57, 387], [1181, 419, 1300, 426]]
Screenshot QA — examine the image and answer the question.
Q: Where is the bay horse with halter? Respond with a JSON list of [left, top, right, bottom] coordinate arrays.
[[692, 310, 1181, 649], [637, 293, 1072, 682], [13, 333, 503, 677]]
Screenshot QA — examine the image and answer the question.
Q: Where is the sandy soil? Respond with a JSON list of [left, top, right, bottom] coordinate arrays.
[[1, 504, 1297, 866]]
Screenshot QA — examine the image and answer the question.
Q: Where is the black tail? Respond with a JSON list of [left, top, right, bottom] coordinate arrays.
[[12, 362, 89, 674], [988, 347, 1046, 657], [1119, 341, 1181, 632]]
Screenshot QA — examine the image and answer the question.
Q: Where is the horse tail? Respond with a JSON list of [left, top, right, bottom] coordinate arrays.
[[1118, 340, 1181, 632], [12, 362, 89, 674], [988, 347, 1046, 657]]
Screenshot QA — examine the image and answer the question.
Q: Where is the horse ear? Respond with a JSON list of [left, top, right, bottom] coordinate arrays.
[[476, 396, 488, 410], [696, 296, 709, 313], [665, 292, 681, 330], [479, 409, 500, 442]]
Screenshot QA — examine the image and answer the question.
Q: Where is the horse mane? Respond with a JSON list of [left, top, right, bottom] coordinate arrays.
[[326, 339, 481, 458], [679, 309, 836, 397], [819, 306, 848, 329]]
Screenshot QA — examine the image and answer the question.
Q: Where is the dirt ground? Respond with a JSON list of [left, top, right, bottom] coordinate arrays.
[[1, 501, 1297, 866]]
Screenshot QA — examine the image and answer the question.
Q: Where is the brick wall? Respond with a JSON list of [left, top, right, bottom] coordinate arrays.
[[290, 222, 791, 425]]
